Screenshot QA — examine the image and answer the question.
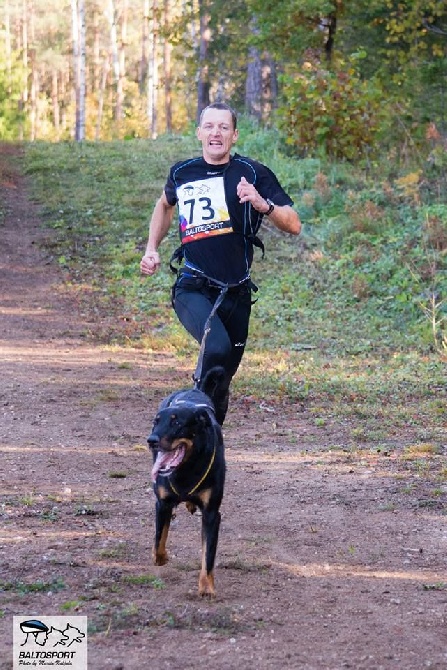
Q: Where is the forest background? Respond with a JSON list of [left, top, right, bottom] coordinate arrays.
[[1, 0, 447, 155], [1, 0, 447, 358], [1, 3, 447, 666]]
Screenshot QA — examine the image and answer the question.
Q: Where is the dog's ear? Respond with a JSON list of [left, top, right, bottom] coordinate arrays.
[[195, 408, 212, 430]]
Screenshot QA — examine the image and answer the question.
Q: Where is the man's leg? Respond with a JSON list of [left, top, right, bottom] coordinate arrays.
[[173, 285, 251, 423]]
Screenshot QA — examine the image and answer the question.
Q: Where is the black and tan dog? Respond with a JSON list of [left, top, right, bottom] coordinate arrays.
[[147, 367, 226, 597]]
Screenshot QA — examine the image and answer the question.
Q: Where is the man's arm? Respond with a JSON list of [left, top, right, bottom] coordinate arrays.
[[236, 176, 301, 236], [140, 192, 176, 275], [264, 204, 301, 235]]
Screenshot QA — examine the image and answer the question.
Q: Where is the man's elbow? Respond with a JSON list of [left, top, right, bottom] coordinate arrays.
[[287, 210, 301, 235]]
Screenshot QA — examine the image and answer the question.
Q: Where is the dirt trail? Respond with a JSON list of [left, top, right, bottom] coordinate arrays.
[[1, 144, 446, 670]]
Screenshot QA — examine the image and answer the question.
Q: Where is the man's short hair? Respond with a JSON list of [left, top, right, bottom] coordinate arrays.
[[199, 102, 238, 130]]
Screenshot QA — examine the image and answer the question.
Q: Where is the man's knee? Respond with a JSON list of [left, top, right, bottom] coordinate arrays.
[[205, 339, 233, 369]]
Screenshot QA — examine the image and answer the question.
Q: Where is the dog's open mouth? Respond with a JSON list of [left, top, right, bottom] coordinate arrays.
[[151, 439, 192, 482]]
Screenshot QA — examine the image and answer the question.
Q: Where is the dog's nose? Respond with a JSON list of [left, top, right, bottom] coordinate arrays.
[[147, 434, 159, 447]]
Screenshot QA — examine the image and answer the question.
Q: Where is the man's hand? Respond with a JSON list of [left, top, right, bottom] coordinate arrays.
[[140, 251, 161, 275], [236, 176, 269, 213], [237, 176, 301, 235]]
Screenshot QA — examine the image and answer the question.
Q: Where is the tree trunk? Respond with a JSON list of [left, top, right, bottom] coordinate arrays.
[[163, 0, 172, 132], [147, 0, 159, 138], [261, 53, 277, 120], [4, 0, 12, 92], [324, 13, 337, 63], [245, 45, 262, 121], [28, 2, 38, 140], [20, 0, 28, 140], [245, 18, 278, 123], [107, 0, 121, 123], [93, 7, 101, 93], [118, 0, 128, 128], [29, 48, 37, 141], [51, 70, 60, 137], [71, 0, 86, 141], [60, 69, 69, 133], [139, 0, 150, 95], [96, 55, 110, 140], [196, 0, 210, 124], [79, 0, 86, 139]]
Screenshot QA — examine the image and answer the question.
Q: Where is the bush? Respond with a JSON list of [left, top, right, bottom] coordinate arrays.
[[277, 57, 386, 161]]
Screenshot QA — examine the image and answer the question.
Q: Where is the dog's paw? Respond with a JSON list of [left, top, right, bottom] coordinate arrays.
[[185, 501, 198, 515], [153, 549, 168, 566], [198, 570, 216, 598]]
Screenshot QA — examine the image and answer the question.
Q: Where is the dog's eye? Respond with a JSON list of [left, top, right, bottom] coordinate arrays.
[[169, 414, 180, 427], [152, 416, 160, 428]]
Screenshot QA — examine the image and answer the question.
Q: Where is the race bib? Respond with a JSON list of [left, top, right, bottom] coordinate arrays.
[[177, 176, 233, 244]]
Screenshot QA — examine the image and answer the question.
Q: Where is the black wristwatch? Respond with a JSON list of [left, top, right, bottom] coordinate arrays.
[[265, 199, 275, 216]]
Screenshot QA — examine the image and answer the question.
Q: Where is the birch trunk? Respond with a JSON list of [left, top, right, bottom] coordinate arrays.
[[147, 0, 159, 138], [163, 0, 172, 132], [106, 0, 121, 122], [139, 0, 150, 95], [72, 0, 86, 141], [117, 0, 128, 127], [196, 0, 210, 124]]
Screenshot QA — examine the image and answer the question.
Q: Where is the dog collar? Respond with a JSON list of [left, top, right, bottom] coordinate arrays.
[[168, 444, 216, 497]]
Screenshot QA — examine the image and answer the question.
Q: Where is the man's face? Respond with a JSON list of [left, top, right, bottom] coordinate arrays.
[[197, 108, 238, 164]]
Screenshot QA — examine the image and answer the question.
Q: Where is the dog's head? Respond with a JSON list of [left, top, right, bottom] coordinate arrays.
[[147, 406, 212, 482]]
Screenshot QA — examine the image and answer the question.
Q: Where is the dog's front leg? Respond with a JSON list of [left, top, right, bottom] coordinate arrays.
[[198, 507, 221, 597], [153, 499, 173, 566]]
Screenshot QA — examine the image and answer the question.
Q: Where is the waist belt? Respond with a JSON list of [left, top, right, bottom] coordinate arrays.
[[179, 268, 258, 294], [170, 246, 258, 294]]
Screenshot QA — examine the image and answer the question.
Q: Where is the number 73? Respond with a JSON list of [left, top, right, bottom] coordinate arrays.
[[184, 197, 215, 224]]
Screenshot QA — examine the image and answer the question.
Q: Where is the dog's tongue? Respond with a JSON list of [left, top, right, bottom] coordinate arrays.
[[152, 445, 186, 482]]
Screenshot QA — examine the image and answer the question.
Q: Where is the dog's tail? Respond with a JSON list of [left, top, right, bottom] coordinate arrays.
[[199, 366, 229, 425]]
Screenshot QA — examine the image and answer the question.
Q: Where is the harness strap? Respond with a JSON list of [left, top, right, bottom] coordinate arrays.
[[170, 247, 258, 294], [169, 234, 265, 276], [169, 245, 184, 274], [248, 234, 265, 258]]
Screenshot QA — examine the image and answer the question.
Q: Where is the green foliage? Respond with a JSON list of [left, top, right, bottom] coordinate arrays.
[[0, 40, 27, 140], [385, 0, 447, 62], [246, 0, 447, 162], [1, 579, 65, 594], [277, 58, 386, 160], [23, 134, 447, 363], [19, 133, 446, 445], [2, 0, 447, 157], [247, 0, 335, 61], [121, 574, 165, 589]]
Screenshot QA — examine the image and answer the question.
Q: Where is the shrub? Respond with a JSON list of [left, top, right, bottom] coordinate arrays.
[[277, 58, 386, 161]]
